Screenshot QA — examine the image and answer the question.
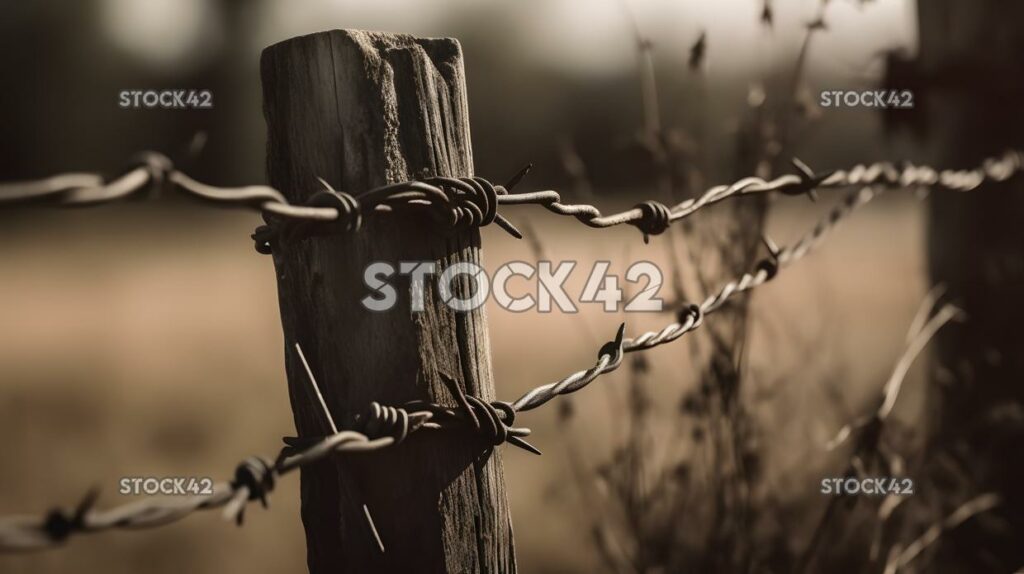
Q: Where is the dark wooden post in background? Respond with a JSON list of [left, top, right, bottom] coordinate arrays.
[[261, 30, 516, 573], [917, 2, 1024, 571]]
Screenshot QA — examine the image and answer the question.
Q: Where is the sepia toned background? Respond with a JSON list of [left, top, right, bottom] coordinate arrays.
[[2, 1, 1021, 572]]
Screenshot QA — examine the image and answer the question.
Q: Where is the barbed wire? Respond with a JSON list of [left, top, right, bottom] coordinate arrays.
[[504, 149, 1023, 240], [0, 374, 536, 552], [0, 160, 1011, 553], [512, 183, 881, 412], [2, 150, 1020, 251], [0, 152, 528, 254], [0, 182, 867, 552]]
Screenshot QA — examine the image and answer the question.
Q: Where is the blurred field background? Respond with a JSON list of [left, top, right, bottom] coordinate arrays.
[[0, 0, 990, 572]]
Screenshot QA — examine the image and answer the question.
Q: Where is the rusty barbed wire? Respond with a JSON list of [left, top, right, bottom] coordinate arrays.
[[2, 150, 1021, 250]]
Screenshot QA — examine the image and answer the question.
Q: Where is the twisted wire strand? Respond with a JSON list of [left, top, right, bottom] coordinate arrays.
[[0, 396, 515, 552], [2, 150, 1020, 248], [0, 152, 525, 254], [0, 359, 550, 553], [509, 184, 882, 413], [493, 150, 1023, 238]]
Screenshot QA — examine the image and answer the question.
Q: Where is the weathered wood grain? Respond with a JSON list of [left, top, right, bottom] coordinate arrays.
[[261, 29, 516, 573]]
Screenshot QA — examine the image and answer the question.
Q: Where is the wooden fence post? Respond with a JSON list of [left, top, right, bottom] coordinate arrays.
[[260, 30, 516, 573], [917, 2, 1024, 570]]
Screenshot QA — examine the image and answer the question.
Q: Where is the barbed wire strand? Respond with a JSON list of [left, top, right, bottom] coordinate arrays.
[[0, 180, 886, 553], [2, 150, 1020, 251], [0, 376, 494, 551], [0, 330, 559, 553], [510, 183, 882, 412]]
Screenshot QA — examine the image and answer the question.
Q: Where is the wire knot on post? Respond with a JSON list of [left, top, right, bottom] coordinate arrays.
[[422, 176, 523, 238], [306, 188, 364, 233], [463, 396, 513, 447], [357, 402, 413, 444], [252, 182, 363, 254], [425, 176, 498, 229], [632, 200, 672, 243], [434, 374, 540, 455], [252, 174, 523, 253]]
